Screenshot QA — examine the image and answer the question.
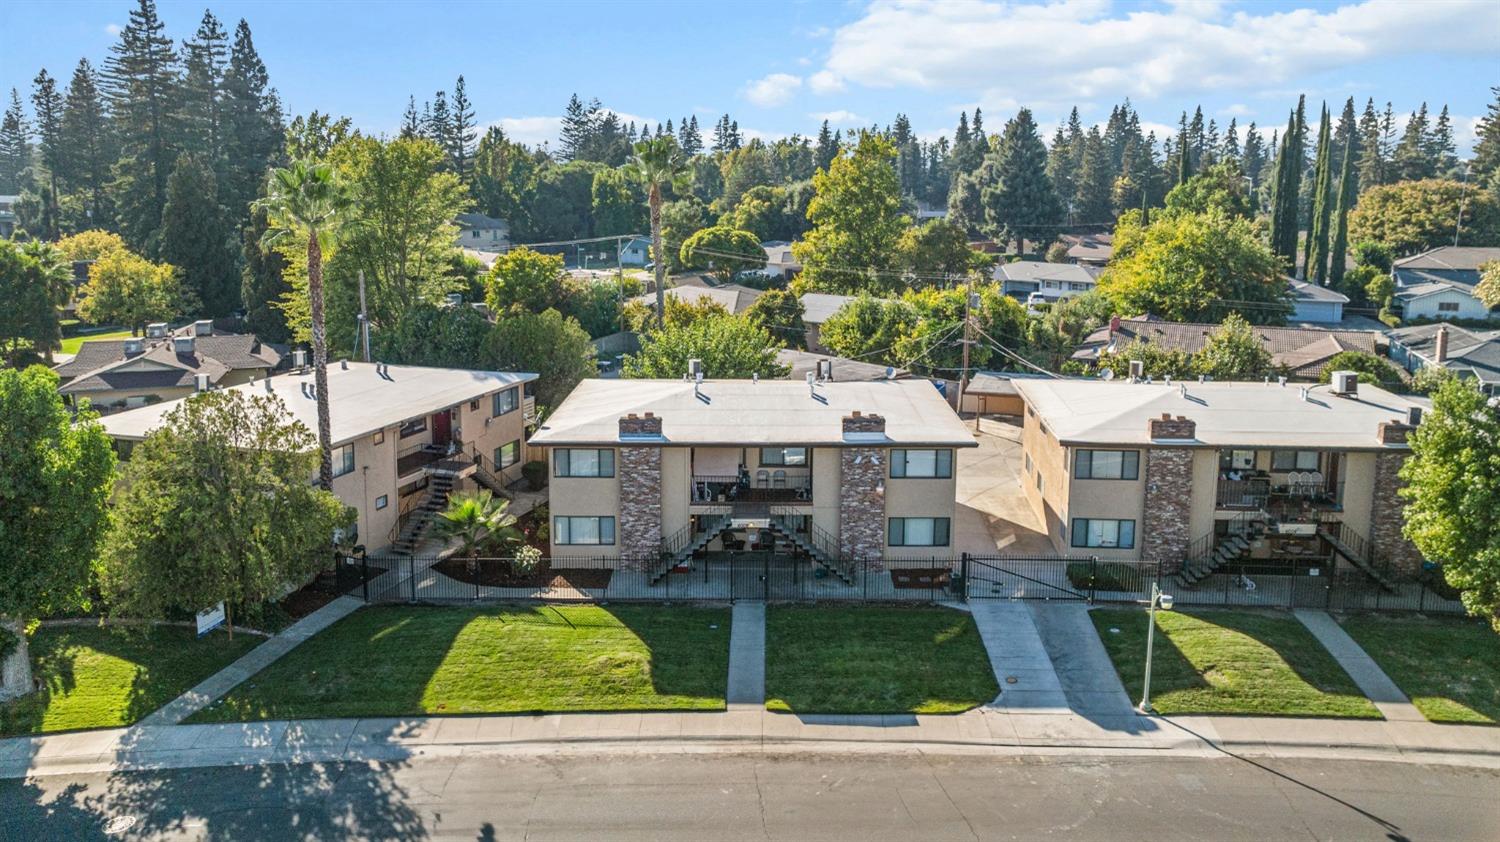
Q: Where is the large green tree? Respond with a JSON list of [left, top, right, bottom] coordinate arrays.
[[679, 225, 766, 283], [1162, 161, 1254, 220], [793, 133, 909, 294], [160, 153, 239, 316], [1348, 179, 1500, 255], [100, 390, 352, 636], [484, 246, 567, 313], [486, 308, 596, 412], [0, 367, 114, 700], [1401, 378, 1500, 629], [623, 313, 787, 379], [981, 108, 1064, 255], [817, 295, 920, 364], [0, 241, 72, 364], [76, 247, 189, 333], [371, 300, 491, 369], [742, 288, 806, 350], [895, 218, 986, 279], [103, 0, 180, 257], [1193, 313, 1276, 380]]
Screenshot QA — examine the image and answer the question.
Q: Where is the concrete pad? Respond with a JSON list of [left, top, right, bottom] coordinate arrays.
[[27, 729, 123, 760], [433, 716, 486, 744], [636, 713, 686, 739], [593, 713, 644, 739], [470, 716, 517, 742], [507, 714, 562, 742]]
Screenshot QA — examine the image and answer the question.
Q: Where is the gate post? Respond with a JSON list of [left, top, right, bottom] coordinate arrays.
[[1090, 555, 1099, 603], [361, 553, 369, 602], [961, 553, 970, 602], [476, 559, 482, 601], [407, 555, 417, 603]]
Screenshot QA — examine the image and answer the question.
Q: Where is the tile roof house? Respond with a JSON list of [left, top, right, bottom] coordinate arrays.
[[1391, 246, 1500, 321], [1387, 322, 1500, 395], [1072, 316, 1380, 380], [54, 320, 283, 413]]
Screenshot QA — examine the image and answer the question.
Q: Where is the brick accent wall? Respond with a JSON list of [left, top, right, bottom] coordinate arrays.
[[1147, 413, 1197, 440], [1370, 450, 1423, 577], [617, 413, 663, 570], [839, 412, 887, 567], [1141, 447, 1193, 573], [1377, 421, 1413, 446]]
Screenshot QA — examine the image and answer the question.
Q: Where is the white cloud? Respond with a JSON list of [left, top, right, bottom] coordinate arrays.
[[493, 116, 562, 147], [1220, 103, 1253, 117], [743, 73, 803, 108], [105, 23, 122, 36], [808, 70, 845, 95], [817, 0, 1500, 104], [810, 109, 866, 126]]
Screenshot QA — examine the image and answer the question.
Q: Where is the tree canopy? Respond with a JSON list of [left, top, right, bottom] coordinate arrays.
[[76, 246, 190, 332], [484, 246, 566, 313], [679, 226, 766, 283], [1348, 179, 1500, 255], [792, 133, 909, 294], [623, 313, 787, 380], [487, 308, 596, 411]]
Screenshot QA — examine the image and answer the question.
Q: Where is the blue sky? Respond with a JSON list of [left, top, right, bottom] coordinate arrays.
[[3, 0, 1497, 151]]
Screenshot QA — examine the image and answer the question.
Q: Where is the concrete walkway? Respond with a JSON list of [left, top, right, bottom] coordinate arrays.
[[1294, 609, 1427, 722], [1029, 603, 1137, 717], [968, 601, 1069, 712], [727, 602, 766, 709], [138, 596, 364, 726]]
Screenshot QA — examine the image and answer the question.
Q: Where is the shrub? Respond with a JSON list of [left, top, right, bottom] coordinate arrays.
[[511, 545, 542, 577], [522, 460, 547, 491]]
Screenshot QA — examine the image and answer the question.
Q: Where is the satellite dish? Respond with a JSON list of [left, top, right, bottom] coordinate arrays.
[[1100, 369, 1116, 381]]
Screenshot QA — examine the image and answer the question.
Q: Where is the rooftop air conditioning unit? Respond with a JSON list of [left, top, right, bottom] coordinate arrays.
[[192, 319, 214, 336], [194, 373, 210, 392], [123, 338, 145, 355], [1331, 371, 1359, 397], [293, 349, 308, 369], [146, 322, 168, 338], [173, 336, 195, 355], [445, 292, 463, 306]]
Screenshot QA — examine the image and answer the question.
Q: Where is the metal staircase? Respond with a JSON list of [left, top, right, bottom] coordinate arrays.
[[768, 511, 856, 585], [1175, 510, 1261, 588], [1317, 523, 1399, 593], [648, 514, 731, 585], [390, 473, 457, 555]]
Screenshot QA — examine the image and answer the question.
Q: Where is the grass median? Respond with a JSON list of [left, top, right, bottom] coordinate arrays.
[[1089, 608, 1379, 718], [191, 604, 731, 722], [765, 605, 997, 715], [1338, 614, 1499, 725], [0, 624, 260, 737]]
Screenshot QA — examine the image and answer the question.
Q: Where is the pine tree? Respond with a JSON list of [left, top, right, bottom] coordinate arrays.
[[219, 19, 281, 225], [449, 76, 476, 181], [1427, 105, 1457, 177], [1473, 86, 1500, 191], [981, 108, 1063, 254], [814, 120, 837, 172], [60, 59, 115, 225], [971, 108, 983, 142], [1329, 121, 1358, 288], [1356, 98, 1387, 190], [0, 89, 31, 196], [1204, 118, 1220, 167], [1307, 106, 1333, 284], [1072, 127, 1113, 225], [1188, 107, 1206, 168], [178, 10, 228, 165], [30, 69, 64, 223], [1175, 114, 1192, 186], [400, 96, 421, 138], [427, 90, 452, 158], [678, 115, 703, 155], [1331, 97, 1357, 177], [104, 0, 181, 256], [1393, 103, 1433, 181], [1242, 122, 1263, 193], [1222, 118, 1240, 162], [160, 152, 237, 315], [559, 94, 595, 161]]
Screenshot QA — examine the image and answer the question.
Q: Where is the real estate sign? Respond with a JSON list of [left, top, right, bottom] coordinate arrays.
[[196, 602, 226, 637]]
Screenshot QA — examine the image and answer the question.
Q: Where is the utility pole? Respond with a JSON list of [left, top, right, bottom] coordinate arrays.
[[958, 275, 978, 432], [357, 270, 371, 363]]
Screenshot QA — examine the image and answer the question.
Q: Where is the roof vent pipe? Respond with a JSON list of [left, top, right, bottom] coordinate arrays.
[[688, 358, 703, 380], [806, 371, 816, 396], [752, 373, 758, 384], [1278, 376, 1287, 386]]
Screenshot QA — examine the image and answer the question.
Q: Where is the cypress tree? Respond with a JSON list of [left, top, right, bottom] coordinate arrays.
[[1329, 122, 1357, 288], [1268, 110, 1299, 271], [1307, 106, 1333, 284], [1175, 113, 1192, 186], [104, 0, 181, 257]]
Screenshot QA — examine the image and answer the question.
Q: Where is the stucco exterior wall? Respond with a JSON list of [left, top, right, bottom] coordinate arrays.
[[884, 463, 958, 560], [661, 447, 691, 541], [1063, 449, 1147, 560], [547, 449, 621, 560], [1339, 451, 1377, 541], [456, 385, 530, 486], [1020, 404, 1071, 553], [330, 424, 400, 552], [811, 447, 841, 538], [1188, 449, 1219, 542]]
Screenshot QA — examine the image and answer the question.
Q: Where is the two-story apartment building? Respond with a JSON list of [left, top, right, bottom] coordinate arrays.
[[100, 361, 538, 555], [1012, 375, 1427, 584], [527, 377, 976, 572]]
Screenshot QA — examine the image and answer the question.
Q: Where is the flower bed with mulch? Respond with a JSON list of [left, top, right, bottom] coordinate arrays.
[[890, 568, 952, 589], [280, 563, 388, 619], [433, 557, 612, 590]]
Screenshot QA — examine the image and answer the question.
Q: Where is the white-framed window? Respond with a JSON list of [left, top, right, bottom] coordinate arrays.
[[554, 516, 615, 545], [332, 444, 355, 478], [1220, 449, 1255, 470], [759, 447, 807, 466], [375, 494, 388, 510], [1073, 449, 1140, 480], [492, 387, 519, 417], [1437, 301, 1460, 313], [495, 439, 520, 469], [890, 449, 953, 478], [1070, 518, 1136, 549], [887, 517, 951, 547], [1271, 450, 1319, 471], [555, 448, 615, 478]]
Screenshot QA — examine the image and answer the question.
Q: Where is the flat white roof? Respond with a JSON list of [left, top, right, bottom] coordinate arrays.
[[100, 362, 537, 444], [529, 378, 977, 448], [1012, 378, 1426, 450]]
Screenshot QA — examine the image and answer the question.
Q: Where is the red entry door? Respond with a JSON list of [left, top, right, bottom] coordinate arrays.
[[431, 409, 452, 447]]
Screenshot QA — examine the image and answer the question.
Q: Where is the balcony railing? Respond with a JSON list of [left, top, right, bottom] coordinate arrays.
[[1215, 478, 1269, 509], [397, 443, 445, 477], [1216, 476, 1344, 512], [691, 473, 811, 505]]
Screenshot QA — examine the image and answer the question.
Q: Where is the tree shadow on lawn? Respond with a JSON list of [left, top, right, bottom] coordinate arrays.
[[1093, 608, 1379, 718], [602, 604, 732, 705]]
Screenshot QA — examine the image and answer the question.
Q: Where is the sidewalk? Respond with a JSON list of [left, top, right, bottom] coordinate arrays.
[[6, 706, 1499, 781]]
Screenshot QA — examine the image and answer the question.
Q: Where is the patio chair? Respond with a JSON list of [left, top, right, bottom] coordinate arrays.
[[756, 470, 770, 488], [772, 470, 787, 489]]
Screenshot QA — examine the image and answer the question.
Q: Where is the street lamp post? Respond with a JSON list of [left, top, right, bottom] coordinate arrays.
[[1139, 581, 1174, 714]]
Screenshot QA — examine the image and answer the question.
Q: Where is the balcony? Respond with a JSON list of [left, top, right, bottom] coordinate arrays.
[[1216, 474, 1344, 517], [691, 473, 812, 514]]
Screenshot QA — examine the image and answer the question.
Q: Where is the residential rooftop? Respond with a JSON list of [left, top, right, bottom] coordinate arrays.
[[1393, 246, 1500, 272], [99, 361, 537, 444], [1012, 378, 1427, 450], [799, 292, 862, 325], [529, 378, 976, 448], [55, 329, 282, 396], [1389, 323, 1500, 385], [628, 284, 763, 315], [992, 261, 1096, 284], [775, 349, 908, 383], [1073, 316, 1378, 378]]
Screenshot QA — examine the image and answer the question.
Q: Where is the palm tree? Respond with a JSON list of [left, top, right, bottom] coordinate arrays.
[[434, 490, 520, 573], [253, 159, 353, 490], [19, 240, 73, 364], [623, 136, 692, 327]]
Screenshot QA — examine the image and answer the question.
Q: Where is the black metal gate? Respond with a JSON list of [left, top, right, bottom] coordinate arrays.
[[963, 554, 1097, 601]]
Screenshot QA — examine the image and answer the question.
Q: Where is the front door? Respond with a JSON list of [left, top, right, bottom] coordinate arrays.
[[430, 409, 452, 448]]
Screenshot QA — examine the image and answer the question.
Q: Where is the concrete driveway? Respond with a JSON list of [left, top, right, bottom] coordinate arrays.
[[953, 417, 1056, 556]]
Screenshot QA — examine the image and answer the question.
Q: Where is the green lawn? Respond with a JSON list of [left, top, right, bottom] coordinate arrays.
[[60, 329, 132, 355], [0, 624, 260, 737], [765, 605, 998, 715], [1089, 608, 1379, 718], [1339, 614, 1500, 725], [191, 604, 731, 722]]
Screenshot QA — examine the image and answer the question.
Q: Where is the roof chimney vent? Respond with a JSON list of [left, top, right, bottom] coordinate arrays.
[[1434, 325, 1450, 363], [806, 371, 817, 395], [123, 337, 144, 355], [192, 319, 213, 336], [146, 322, 168, 339], [194, 373, 210, 392], [688, 358, 703, 380], [1407, 406, 1423, 427], [293, 349, 307, 370], [173, 336, 195, 355]]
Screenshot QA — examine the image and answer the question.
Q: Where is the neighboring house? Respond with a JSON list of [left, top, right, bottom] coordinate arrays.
[[761, 240, 802, 281], [775, 349, 909, 383], [628, 283, 763, 316], [99, 362, 539, 555], [455, 213, 510, 252], [1059, 232, 1113, 267], [0, 195, 17, 239], [53, 321, 282, 414], [1013, 376, 1427, 582], [1288, 278, 1348, 324], [799, 292, 891, 352], [1388, 322, 1500, 395], [528, 377, 976, 569], [1072, 316, 1380, 380], [960, 371, 1057, 417], [1391, 246, 1500, 321], [618, 236, 651, 267], [461, 248, 499, 271], [993, 261, 1097, 303]]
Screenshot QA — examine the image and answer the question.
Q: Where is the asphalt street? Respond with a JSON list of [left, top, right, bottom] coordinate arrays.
[[4, 749, 1497, 841]]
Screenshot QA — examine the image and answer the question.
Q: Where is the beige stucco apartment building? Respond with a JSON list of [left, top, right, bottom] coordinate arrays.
[[100, 361, 538, 554], [1012, 375, 1428, 581], [528, 377, 976, 570]]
